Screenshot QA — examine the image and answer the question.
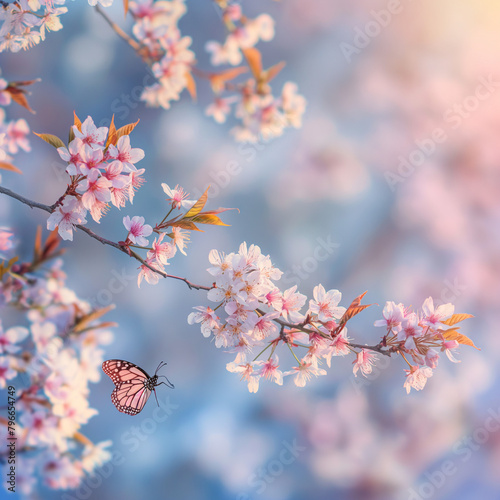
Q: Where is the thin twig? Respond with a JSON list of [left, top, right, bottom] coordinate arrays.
[[0, 186, 211, 291], [1, 187, 390, 352], [0, 186, 53, 213], [94, 4, 141, 52]]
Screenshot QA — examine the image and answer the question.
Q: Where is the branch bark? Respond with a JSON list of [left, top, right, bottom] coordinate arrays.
[[0, 186, 211, 291], [1, 186, 389, 353]]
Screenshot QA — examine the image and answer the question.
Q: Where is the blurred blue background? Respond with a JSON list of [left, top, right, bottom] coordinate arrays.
[[1, 0, 499, 499]]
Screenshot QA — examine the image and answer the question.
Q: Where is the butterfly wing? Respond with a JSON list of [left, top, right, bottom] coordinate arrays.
[[111, 381, 152, 416], [102, 359, 153, 415]]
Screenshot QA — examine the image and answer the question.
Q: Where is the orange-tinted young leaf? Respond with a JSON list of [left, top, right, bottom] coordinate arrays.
[[168, 220, 202, 231], [185, 71, 197, 101], [191, 214, 230, 226], [199, 207, 239, 216], [263, 61, 286, 83], [7, 87, 35, 113], [33, 228, 64, 266], [34, 132, 65, 149], [210, 66, 248, 93], [0, 256, 19, 280], [73, 304, 115, 333], [73, 111, 82, 132], [115, 119, 140, 141], [8, 79, 40, 88], [106, 115, 117, 148], [441, 313, 474, 327], [0, 161, 22, 174], [185, 186, 209, 218], [333, 291, 374, 334], [123, 0, 129, 16], [242, 47, 262, 79], [33, 226, 43, 263], [443, 329, 480, 350], [42, 228, 62, 260]]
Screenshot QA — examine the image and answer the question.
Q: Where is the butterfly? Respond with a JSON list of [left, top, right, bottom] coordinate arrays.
[[102, 359, 174, 416]]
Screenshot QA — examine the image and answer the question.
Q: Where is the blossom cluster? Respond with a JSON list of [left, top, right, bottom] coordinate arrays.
[[0, 0, 115, 53], [204, 2, 307, 142], [0, 69, 31, 176], [0, 229, 113, 495], [189, 243, 474, 393], [45, 114, 145, 240], [38, 112, 231, 288], [129, 0, 195, 110], [127, 182, 231, 287]]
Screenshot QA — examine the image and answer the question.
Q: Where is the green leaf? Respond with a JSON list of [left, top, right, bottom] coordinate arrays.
[[191, 214, 230, 226], [34, 132, 65, 149], [185, 186, 209, 218], [168, 220, 202, 231]]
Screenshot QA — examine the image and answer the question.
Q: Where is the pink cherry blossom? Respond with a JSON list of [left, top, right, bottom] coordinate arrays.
[[102, 160, 130, 190], [205, 96, 238, 124], [421, 297, 454, 327], [404, 365, 433, 394], [79, 144, 104, 176], [226, 353, 260, 392], [77, 169, 112, 213], [107, 135, 145, 172], [171, 226, 190, 255], [148, 232, 176, 266], [398, 312, 423, 350], [5, 118, 30, 154], [161, 183, 194, 210], [308, 284, 345, 322], [46, 197, 87, 241], [425, 348, 440, 369], [188, 306, 220, 337], [57, 138, 84, 176], [72, 116, 108, 150], [0, 323, 28, 353], [0, 227, 14, 258], [441, 339, 461, 363], [374, 301, 405, 333], [255, 355, 283, 385], [137, 258, 164, 287], [284, 358, 327, 387], [0, 356, 16, 388], [208, 249, 232, 276], [128, 168, 146, 203], [352, 349, 378, 377], [280, 285, 307, 323], [123, 215, 153, 247]]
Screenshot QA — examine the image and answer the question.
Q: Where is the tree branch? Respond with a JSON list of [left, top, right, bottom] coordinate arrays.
[[94, 4, 141, 52], [259, 308, 393, 357], [0, 186, 211, 291], [1, 186, 390, 352]]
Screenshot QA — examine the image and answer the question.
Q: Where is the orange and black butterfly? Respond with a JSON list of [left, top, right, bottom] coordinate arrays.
[[102, 360, 174, 415]]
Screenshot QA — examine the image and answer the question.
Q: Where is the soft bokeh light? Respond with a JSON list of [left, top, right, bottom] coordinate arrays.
[[1, 0, 499, 499]]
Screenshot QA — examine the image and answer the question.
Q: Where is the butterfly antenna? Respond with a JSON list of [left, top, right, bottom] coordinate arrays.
[[158, 375, 175, 389], [155, 361, 168, 375]]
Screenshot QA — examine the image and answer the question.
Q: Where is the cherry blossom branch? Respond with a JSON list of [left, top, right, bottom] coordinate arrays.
[[0, 185, 54, 213], [254, 307, 393, 356], [94, 4, 141, 52], [273, 314, 394, 357], [0, 186, 211, 291]]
